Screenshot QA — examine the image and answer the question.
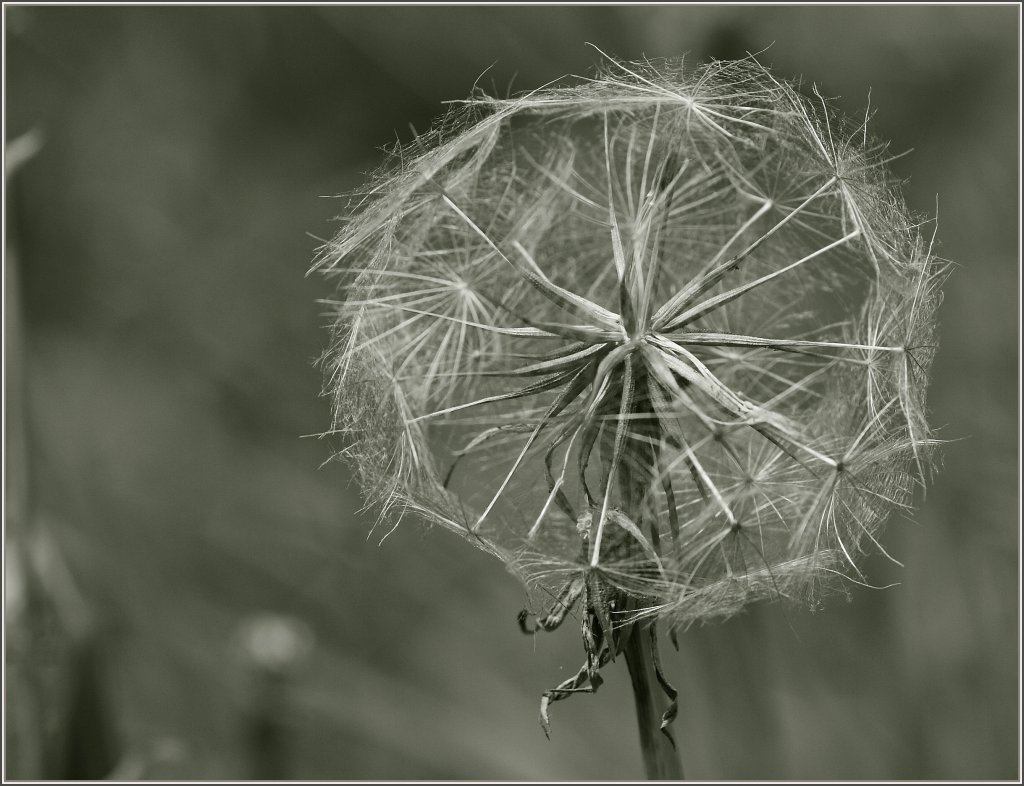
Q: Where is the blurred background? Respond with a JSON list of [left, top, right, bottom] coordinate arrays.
[[4, 5, 1018, 780]]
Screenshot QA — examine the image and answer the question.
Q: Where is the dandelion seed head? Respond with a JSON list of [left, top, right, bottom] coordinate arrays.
[[318, 55, 943, 629]]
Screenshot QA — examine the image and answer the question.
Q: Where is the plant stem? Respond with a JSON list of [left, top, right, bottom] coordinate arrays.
[[610, 359, 683, 780], [622, 623, 684, 780]]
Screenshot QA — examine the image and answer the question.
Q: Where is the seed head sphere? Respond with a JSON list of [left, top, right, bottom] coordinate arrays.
[[316, 55, 944, 633]]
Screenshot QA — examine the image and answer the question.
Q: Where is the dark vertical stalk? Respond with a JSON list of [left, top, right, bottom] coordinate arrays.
[[245, 671, 290, 780], [617, 367, 684, 780], [622, 625, 684, 780]]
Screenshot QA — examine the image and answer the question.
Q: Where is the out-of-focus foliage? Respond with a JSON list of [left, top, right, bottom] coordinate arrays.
[[4, 5, 1018, 780]]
